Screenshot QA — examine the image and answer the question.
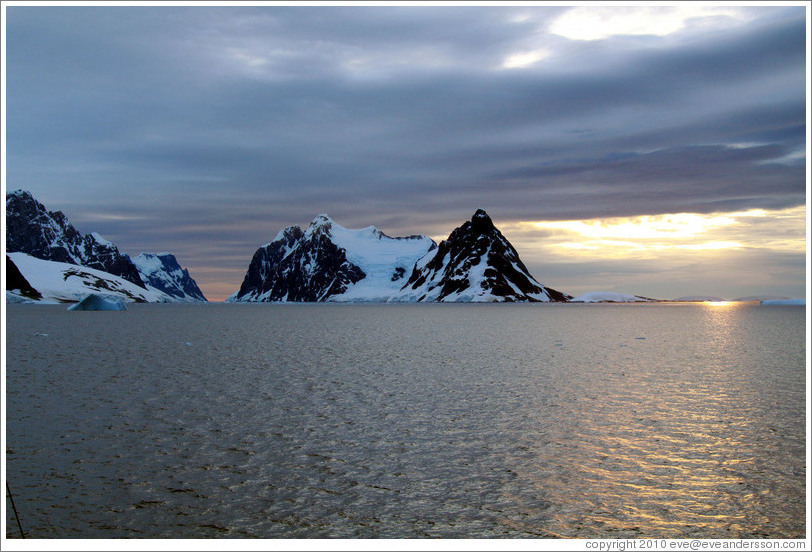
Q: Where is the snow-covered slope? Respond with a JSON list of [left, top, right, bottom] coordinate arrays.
[[132, 253, 207, 302], [228, 215, 436, 302], [571, 291, 656, 303], [7, 252, 165, 303], [325, 218, 438, 301], [394, 210, 570, 302]]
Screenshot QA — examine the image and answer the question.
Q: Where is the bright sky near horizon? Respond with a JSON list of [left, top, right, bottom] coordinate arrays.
[[2, 2, 808, 301]]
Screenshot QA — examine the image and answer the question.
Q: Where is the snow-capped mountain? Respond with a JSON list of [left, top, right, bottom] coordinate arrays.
[[5, 190, 206, 303], [132, 253, 207, 302], [395, 209, 571, 302], [228, 214, 436, 302], [230, 210, 569, 303], [6, 252, 165, 304], [6, 189, 145, 288]]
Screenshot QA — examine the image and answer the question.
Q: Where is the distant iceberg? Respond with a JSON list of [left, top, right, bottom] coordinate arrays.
[[68, 294, 128, 311], [672, 295, 725, 302], [760, 298, 805, 306], [571, 291, 654, 303]]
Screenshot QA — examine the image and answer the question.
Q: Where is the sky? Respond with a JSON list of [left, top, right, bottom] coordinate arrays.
[[2, 2, 809, 302]]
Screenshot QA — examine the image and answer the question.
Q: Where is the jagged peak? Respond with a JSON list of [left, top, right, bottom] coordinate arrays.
[[7, 189, 34, 199], [6, 189, 41, 207], [310, 213, 334, 226], [469, 208, 496, 234], [306, 213, 346, 239], [136, 252, 175, 260], [268, 225, 304, 245], [359, 225, 385, 239], [89, 232, 114, 247]]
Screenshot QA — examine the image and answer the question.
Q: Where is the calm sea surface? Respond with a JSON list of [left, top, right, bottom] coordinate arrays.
[[4, 302, 806, 539]]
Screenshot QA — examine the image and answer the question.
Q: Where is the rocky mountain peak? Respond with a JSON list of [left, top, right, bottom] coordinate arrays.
[[396, 210, 571, 302], [132, 252, 208, 302], [6, 189, 146, 288], [470, 209, 495, 233], [307, 214, 334, 235]]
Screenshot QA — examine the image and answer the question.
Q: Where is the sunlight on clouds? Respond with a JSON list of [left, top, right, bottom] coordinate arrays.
[[532, 212, 741, 240], [226, 47, 269, 68], [549, 6, 749, 41], [677, 241, 744, 251], [554, 239, 743, 252], [502, 49, 551, 69], [509, 207, 805, 260]]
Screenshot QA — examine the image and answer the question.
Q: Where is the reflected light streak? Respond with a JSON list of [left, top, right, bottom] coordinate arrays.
[[703, 301, 736, 307]]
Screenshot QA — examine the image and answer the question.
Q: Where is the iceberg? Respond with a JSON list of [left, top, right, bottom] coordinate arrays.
[[760, 298, 805, 306], [67, 294, 128, 311], [571, 291, 654, 303]]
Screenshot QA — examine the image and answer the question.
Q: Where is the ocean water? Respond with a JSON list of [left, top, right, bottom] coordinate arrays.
[[4, 302, 806, 539]]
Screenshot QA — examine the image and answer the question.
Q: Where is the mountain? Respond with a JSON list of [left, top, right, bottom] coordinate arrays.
[[132, 253, 208, 302], [395, 209, 571, 302], [230, 210, 570, 303], [228, 214, 436, 302], [7, 252, 165, 303], [6, 189, 145, 288], [5, 190, 206, 303]]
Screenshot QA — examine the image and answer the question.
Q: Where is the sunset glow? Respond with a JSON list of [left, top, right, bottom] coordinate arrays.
[[513, 207, 805, 258]]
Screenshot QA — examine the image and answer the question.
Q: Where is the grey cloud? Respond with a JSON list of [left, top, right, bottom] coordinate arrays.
[[4, 5, 806, 299]]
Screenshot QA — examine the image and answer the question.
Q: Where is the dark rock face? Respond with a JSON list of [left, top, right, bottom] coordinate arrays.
[[5, 190, 145, 288], [133, 253, 208, 302], [6, 255, 42, 299], [400, 209, 571, 302], [232, 220, 366, 302]]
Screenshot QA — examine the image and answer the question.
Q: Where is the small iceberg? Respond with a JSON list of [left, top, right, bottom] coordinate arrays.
[[760, 298, 805, 306], [571, 291, 653, 303], [67, 293, 128, 311]]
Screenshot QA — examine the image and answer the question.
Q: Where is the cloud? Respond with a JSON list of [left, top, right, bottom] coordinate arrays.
[[4, 5, 806, 300], [548, 5, 753, 41]]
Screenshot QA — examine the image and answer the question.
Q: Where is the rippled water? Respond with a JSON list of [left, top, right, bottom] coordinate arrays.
[[4, 302, 806, 538]]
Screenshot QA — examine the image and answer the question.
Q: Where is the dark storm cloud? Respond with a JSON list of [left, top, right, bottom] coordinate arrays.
[[4, 4, 807, 298]]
